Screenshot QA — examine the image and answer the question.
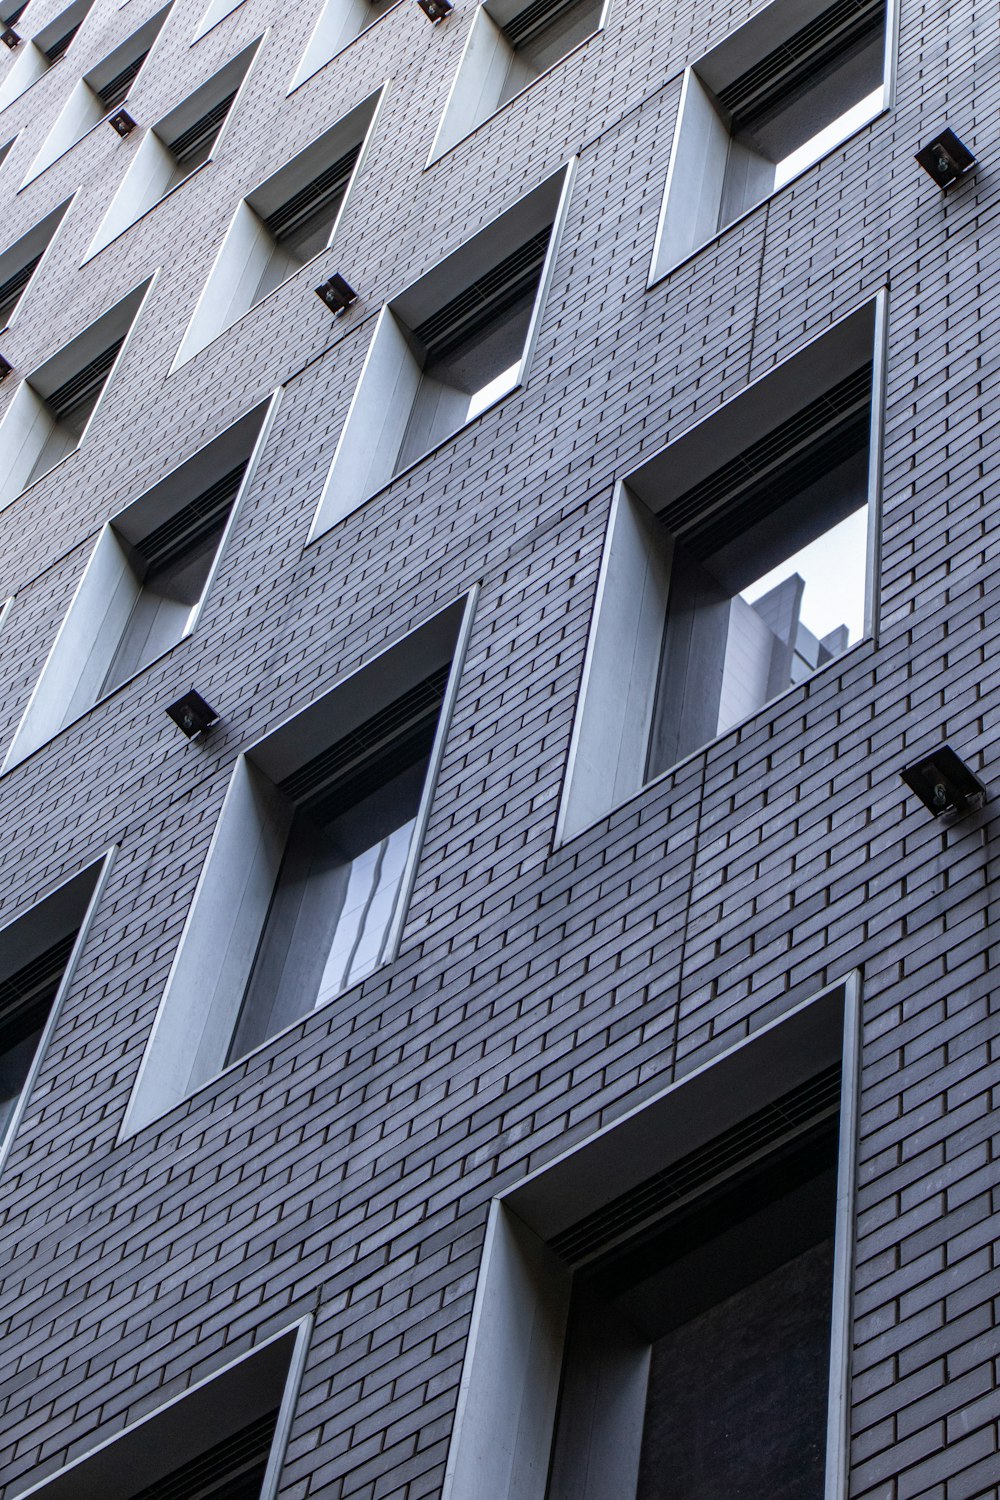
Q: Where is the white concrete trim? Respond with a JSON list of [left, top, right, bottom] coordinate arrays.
[[191, 0, 243, 44], [288, 0, 403, 94], [0, 844, 116, 1182]]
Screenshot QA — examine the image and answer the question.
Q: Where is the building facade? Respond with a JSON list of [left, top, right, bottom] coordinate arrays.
[[0, 0, 995, 1491]]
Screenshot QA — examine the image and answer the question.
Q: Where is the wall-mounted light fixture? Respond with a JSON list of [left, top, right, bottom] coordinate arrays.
[[314, 274, 357, 315], [109, 109, 137, 138], [166, 690, 219, 739], [916, 128, 977, 190], [901, 745, 988, 820], [417, 0, 452, 19], [1, 27, 19, 47]]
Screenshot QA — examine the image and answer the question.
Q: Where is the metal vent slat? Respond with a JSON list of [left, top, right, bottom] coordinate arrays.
[[128, 1408, 279, 1500], [262, 142, 362, 241], [43, 23, 80, 61], [0, 252, 41, 320], [96, 50, 148, 108], [169, 89, 237, 164], [717, 0, 883, 123], [0, 932, 76, 1044], [135, 461, 247, 573], [550, 1062, 842, 1267], [502, 0, 584, 47], [45, 337, 124, 423], [657, 363, 872, 544], [413, 228, 550, 359], [280, 664, 450, 805]]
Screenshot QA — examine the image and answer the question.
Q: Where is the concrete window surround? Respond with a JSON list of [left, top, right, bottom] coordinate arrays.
[[0, 273, 156, 514], [0, 848, 114, 1185], [649, 0, 899, 282], [442, 977, 860, 1500], [192, 0, 245, 42], [85, 36, 263, 259], [310, 158, 576, 542], [428, 0, 611, 164], [19, 4, 170, 187], [10, 1317, 313, 1500], [2, 393, 279, 774], [556, 294, 887, 846], [0, 196, 72, 332], [0, 0, 95, 113], [289, 0, 400, 93], [169, 84, 385, 372], [118, 591, 476, 1140]]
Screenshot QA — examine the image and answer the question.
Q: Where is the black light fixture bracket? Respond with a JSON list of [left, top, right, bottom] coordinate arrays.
[[915, 128, 977, 191], [109, 108, 137, 137], [417, 0, 452, 19], [315, 273, 358, 315], [901, 744, 988, 821], [1, 26, 19, 47], [166, 689, 219, 739]]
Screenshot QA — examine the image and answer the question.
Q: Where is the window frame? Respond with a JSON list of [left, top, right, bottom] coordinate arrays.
[[555, 292, 887, 848], [442, 975, 861, 1500], [648, 0, 900, 286]]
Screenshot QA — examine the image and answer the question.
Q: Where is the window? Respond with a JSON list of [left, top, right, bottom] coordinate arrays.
[[558, 298, 883, 842], [120, 594, 474, 1136], [442, 979, 859, 1500], [0, 853, 110, 1177], [289, 0, 398, 93], [21, 5, 169, 184], [12, 1319, 311, 1500], [170, 88, 383, 369], [0, 197, 70, 331], [87, 39, 261, 257], [0, 0, 29, 28], [430, 0, 609, 161], [3, 395, 276, 770], [651, 0, 895, 278], [312, 159, 574, 538], [0, 0, 95, 112], [0, 275, 153, 511]]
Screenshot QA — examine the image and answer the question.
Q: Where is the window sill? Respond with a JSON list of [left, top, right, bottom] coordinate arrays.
[[646, 98, 890, 292], [18, 105, 122, 193], [551, 634, 875, 853], [80, 155, 211, 266], [286, 0, 405, 97]]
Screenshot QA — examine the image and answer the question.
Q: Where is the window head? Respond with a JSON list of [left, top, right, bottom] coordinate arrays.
[[652, 0, 892, 278]]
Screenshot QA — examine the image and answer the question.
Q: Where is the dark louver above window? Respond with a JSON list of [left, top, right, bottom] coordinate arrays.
[[412, 227, 550, 359]]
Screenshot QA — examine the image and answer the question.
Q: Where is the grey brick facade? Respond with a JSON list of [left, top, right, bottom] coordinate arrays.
[[0, 0, 996, 1492]]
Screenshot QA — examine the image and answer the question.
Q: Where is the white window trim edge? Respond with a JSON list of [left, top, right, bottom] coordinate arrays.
[[1, 191, 77, 333], [0, 266, 160, 516], [116, 585, 478, 1143], [190, 0, 246, 45], [647, 0, 900, 290], [0, 842, 117, 1183], [168, 77, 388, 377], [441, 971, 862, 1500], [0, 386, 282, 777], [0, 594, 12, 632], [552, 286, 889, 850], [11, 1313, 314, 1500], [287, 0, 405, 96], [425, 0, 612, 169], [306, 155, 576, 544]]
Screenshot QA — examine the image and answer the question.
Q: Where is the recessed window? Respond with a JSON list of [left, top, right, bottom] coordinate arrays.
[[558, 298, 883, 842], [313, 159, 574, 538], [429, 0, 608, 161], [0, 0, 95, 111], [0, 197, 70, 330], [21, 5, 169, 184], [120, 595, 473, 1137], [289, 0, 397, 92], [192, 0, 245, 43], [651, 0, 894, 278], [171, 87, 382, 369], [0, 855, 108, 1176], [3, 396, 275, 770], [12, 1320, 311, 1500], [443, 980, 859, 1500], [87, 38, 261, 256], [0, 1, 29, 27], [0, 275, 152, 511]]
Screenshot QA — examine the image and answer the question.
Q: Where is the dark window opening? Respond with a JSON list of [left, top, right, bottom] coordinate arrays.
[[250, 139, 362, 303], [497, 0, 604, 105], [42, 21, 80, 59], [547, 1064, 842, 1500], [226, 666, 449, 1064], [0, 932, 76, 1149], [645, 361, 872, 778], [128, 1409, 279, 1500], [96, 49, 149, 109], [166, 88, 238, 168], [0, 251, 42, 324]]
